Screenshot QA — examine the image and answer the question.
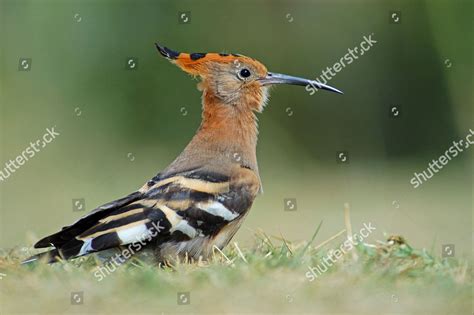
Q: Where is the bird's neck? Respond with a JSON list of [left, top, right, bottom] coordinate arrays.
[[167, 89, 260, 174], [196, 89, 260, 168]]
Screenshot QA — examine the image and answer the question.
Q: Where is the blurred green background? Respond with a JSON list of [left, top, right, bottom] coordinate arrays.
[[0, 0, 472, 259]]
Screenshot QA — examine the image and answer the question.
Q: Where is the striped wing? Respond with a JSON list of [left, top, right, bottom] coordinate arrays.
[[33, 165, 260, 261]]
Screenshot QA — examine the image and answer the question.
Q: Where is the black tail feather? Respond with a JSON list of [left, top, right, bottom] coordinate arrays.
[[34, 191, 142, 249]]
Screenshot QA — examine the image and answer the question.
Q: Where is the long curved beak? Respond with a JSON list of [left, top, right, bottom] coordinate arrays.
[[259, 72, 343, 94]]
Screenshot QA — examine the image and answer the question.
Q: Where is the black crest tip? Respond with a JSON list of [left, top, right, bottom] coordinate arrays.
[[155, 43, 180, 60]]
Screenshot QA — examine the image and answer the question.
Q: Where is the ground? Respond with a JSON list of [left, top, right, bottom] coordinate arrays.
[[0, 226, 471, 315]]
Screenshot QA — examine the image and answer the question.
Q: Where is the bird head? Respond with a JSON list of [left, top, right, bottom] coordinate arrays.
[[155, 43, 342, 113]]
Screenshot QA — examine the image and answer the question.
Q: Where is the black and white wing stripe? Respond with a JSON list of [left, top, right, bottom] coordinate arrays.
[[29, 165, 259, 262]]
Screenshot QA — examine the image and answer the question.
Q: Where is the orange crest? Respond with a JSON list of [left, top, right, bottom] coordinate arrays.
[[155, 43, 267, 78]]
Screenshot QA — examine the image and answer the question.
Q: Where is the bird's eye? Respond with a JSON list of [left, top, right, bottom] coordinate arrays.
[[238, 68, 251, 79]]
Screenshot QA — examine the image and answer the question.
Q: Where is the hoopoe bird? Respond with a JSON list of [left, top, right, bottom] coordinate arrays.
[[24, 44, 342, 264]]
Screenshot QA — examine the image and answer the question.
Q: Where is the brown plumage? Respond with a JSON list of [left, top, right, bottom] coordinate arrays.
[[23, 44, 342, 264]]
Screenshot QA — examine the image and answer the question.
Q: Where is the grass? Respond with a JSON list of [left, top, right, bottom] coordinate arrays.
[[0, 225, 471, 315]]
